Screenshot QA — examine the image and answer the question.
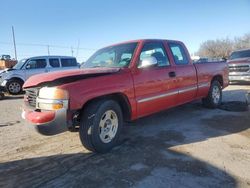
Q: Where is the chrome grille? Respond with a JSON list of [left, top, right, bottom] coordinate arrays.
[[25, 88, 39, 107], [229, 65, 249, 73]]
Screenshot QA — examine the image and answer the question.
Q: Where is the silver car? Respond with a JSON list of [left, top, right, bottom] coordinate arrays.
[[0, 56, 79, 94]]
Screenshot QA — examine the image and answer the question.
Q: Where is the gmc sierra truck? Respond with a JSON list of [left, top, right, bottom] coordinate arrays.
[[227, 48, 250, 83], [22, 39, 229, 153]]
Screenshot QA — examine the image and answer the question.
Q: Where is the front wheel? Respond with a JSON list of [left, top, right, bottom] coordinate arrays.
[[202, 80, 222, 108], [6, 79, 23, 95], [79, 100, 123, 153]]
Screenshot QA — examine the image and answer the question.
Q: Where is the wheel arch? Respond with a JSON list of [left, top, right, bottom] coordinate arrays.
[[7, 77, 25, 84], [211, 75, 223, 87], [81, 93, 132, 122]]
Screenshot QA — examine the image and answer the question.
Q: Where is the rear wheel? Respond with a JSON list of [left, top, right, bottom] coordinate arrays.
[[202, 80, 222, 108], [79, 100, 123, 153], [6, 79, 23, 95]]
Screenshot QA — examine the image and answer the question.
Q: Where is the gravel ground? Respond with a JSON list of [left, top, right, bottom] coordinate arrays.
[[0, 85, 249, 188]]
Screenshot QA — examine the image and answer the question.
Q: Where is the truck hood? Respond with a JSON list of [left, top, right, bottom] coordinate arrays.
[[227, 57, 250, 64], [23, 67, 121, 88]]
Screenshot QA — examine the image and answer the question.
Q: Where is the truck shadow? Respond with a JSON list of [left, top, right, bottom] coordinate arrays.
[[0, 121, 21, 128], [0, 130, 238, 188], [0, 89, 250, 187], [221, 89, 249, 111], [1, 95, 24, 100]]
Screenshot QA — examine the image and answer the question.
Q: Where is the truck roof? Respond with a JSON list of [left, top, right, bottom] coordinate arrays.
[[104, 39, 183, 48]]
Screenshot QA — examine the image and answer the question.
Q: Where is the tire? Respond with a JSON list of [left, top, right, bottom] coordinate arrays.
[[6, 79, 23, 95], [202, 80, 222, 108], [79, 99, 123, 153]]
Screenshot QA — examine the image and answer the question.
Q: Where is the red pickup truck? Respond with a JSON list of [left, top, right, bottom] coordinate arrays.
[[22, 39, 229, 153]]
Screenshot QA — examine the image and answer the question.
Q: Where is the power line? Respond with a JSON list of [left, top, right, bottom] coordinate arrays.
[[0, 41, 97, 51]]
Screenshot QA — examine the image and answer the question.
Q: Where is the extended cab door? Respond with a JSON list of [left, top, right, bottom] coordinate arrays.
[[168, 42, 198, 104], [24, 58, 47, 80], [133, 41, 178, 118]]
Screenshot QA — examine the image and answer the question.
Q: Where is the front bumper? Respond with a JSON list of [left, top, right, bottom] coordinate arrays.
[[229, 75, 250, 82], [0, 86, 6, 92], [0, 79, 7, 87], [22, 108, 69, 135]]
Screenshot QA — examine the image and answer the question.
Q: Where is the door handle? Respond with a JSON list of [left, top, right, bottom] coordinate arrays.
[[168, 71, 176, 78]]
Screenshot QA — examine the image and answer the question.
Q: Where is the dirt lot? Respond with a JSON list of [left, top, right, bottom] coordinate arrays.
[[0, 85, 250, 188]]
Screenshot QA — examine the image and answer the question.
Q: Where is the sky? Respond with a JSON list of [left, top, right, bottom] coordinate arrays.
[[0, 0, 250, 62]]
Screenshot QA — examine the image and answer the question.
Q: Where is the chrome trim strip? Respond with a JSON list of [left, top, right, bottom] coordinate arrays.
[[138, 90, 178, 103], [198, 82, 209, 88], [138, 85, 198, 103], [229, 63, 250, 67], [179, 86, 197, 94]]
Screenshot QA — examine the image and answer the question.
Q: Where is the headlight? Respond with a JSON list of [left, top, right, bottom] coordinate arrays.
[[39, 87, 69, 100], [37, 87, 69, 110], [1, 80, 7, 86]]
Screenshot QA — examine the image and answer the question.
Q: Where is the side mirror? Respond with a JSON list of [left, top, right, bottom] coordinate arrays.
[[139, 56, 157, 68], [26, 64, 31, 69]]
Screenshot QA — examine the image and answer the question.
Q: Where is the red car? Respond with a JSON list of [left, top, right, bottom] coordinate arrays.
[[22, 39, 229, 153]]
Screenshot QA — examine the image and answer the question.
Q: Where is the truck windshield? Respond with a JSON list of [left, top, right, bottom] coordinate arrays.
[[13, 59, 28, 69], [81, 42, 138, 68], [229, 50, 250, 60]]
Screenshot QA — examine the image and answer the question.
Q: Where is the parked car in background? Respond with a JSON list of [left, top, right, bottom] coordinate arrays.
[[0, 54, 11, 60], [22, 39, 229, 153], [0, 56, 79, 94], [228, 49, 250, 83]]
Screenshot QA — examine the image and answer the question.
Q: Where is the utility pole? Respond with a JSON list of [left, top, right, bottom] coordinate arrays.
[[47, 45, 50, 55], [76, 39, 80, 58], [71, 46, 74, 56], [12, 26, 17, 60]]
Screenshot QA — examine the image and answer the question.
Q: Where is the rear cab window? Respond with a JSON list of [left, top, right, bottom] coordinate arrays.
[[169, 42, 189, 65], [49, 58, 60, 67], [61, 58, 77, 67]]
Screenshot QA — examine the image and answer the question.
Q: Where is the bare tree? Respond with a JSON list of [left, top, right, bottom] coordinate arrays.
[[234, 33, 250, 49], [197, 32, 250, 59]]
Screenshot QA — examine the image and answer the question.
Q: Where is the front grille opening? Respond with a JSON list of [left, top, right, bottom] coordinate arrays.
[[25, 88, 39, 107], [229, 65, 250, 73]]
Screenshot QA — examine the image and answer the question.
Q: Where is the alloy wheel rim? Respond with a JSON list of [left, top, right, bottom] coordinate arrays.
[[212, 85, 220, 104], [9, 82, 21, 93], [99, 110, 118, 143]]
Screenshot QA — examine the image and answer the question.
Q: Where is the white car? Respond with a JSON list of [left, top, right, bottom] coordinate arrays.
[[0, 56, 79, 94]]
